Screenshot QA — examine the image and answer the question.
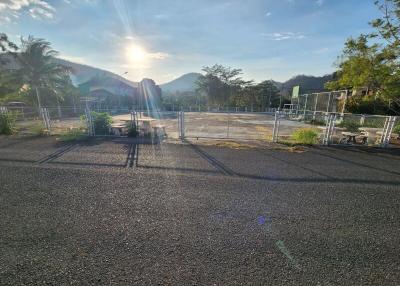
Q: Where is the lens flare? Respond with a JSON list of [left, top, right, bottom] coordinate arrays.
[[126, 44, 146, 63]]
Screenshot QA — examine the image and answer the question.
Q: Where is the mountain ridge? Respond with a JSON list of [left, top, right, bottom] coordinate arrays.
[[160, 72, 334, 94], [160, 72, 202, 93]]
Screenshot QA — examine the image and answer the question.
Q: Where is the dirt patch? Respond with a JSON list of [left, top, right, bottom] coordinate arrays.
[[166, 138, 307, 153]]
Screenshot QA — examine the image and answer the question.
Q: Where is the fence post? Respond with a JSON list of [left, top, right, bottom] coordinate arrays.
[[303, 94, 308, 118], [40, 107, 51, 135], [323, 114, 336, 146], [179, 111, 185, 141], [360, 115, 365, 126], [380, 116, 396, 148], [46, 108, 51, 135], [178, 111, 181, 138], [85, 108, 94, 136], [272, 111, 281, 143], [227, 111, 230, 138]]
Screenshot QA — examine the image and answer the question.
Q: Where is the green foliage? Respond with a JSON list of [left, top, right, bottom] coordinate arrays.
[[393, 124, 400, 135], [326, 1, 400, 115], [338, 120, 361, 132], [0, 112, 17, 135], [1, 35, 76, 108], [59, 128, 87, 142], [345, 95, 390, 114], [0, 33, 18, 63], [292, 128, 319, 145], [91, 112, 112, 135], [127, 124, 138, 138], [162, 91, 207, 110], [196, 64, 252, 106]]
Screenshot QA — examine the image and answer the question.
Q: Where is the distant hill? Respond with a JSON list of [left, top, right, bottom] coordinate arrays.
[[280, 74, 334, 94], [159, 72, 333, 95], [160, 73, 202, 93], [56, 59, 138, 87], [0, 54, 138, 88]]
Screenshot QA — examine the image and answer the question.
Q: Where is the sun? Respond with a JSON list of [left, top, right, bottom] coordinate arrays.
[[126, 44, 146, 63]]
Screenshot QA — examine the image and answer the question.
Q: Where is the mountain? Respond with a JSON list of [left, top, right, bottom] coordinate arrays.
[[160, 73, 202, 93], [159, 72, 333, 95], [56, 59, 138, 87], [280, 74, 334, 94]]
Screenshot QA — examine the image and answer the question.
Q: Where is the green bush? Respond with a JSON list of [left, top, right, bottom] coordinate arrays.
[[292, 128, 319, 145], [91, 112, 112, 135], [393, 124, 400, 135], [0, 112, 17, 135], [127, 124, 138, 138], [337, 120, 361, 132]]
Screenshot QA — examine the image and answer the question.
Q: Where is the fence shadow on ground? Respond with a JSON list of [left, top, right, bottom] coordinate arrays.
[[312, 146, 400, 176], [1, 136, 400, 186]]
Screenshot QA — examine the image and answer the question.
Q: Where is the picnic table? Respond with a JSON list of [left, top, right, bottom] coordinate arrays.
[[340, 131, 368, 145], [121, 118, 166, 137], [111, 123, 127, 136]]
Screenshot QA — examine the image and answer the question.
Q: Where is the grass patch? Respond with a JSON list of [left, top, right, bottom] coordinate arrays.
[[291, 128, 319, 145], [27, 123, 48, 136], [58, 128, 88, 142]]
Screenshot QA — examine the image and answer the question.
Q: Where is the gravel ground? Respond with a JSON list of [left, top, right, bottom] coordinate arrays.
[[1, 136, 400, 285]]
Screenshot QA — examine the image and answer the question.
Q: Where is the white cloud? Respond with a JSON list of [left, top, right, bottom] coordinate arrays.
[[0, 0, 55, 23], [265, 12, 272, 17], [316, 0, 324, 6], [147, 52, 170, 60], [261, 32, 306, 41]]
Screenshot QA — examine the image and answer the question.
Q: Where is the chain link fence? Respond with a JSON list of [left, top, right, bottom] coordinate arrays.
[[1, 105, 399, 148]]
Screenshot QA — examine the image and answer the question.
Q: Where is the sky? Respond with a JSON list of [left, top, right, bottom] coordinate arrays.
[[0, 0, 381, 84]]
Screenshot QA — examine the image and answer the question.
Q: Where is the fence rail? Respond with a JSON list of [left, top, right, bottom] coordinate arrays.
[[1, 105, 399, 148]]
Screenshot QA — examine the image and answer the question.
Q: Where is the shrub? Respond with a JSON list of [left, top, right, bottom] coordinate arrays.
[[127, 124, 138, 138], [337, 120, 360, 132], [0, 112, 17, 135], [91, 112, 112, 135], [393, 124, 400, 135], [292, 128, 319, 145]]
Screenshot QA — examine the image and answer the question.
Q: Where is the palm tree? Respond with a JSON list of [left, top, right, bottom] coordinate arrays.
[[13, 36, 71, 110]]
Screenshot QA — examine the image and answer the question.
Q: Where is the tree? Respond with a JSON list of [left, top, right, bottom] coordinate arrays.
[[256, 80, 280, 109], [326, 35, 391, 93], [9, 36, 72, 110], [0, 33, 19, 101], [0, 33, 18, 60], [326, 0, 400, 114], [196, 64, 252, 106]]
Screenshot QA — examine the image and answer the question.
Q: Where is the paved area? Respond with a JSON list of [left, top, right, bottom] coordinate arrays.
[[114, 112, 313, 140], [1, 136, 400, 285]]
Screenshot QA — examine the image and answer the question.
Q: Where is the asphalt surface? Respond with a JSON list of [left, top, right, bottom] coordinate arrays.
[[1, 136, 400, 285]]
